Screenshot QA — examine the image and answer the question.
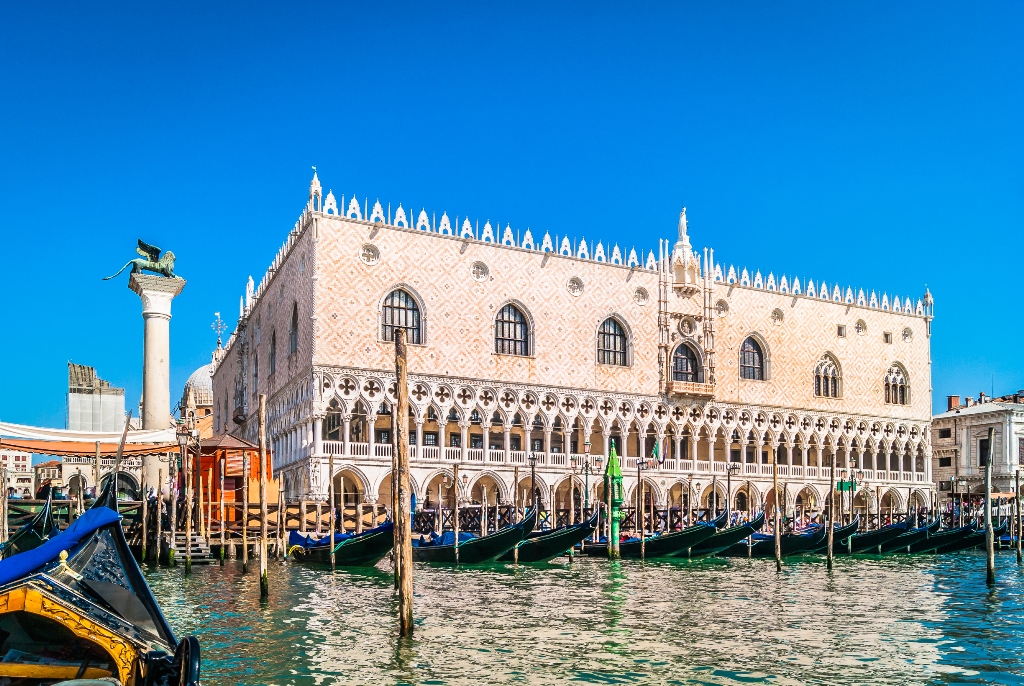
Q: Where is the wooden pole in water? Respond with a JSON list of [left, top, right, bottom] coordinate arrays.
[[453, 463, 460, 566], [258, 394, 269, 597], [95, 442, 102, 504], [773, 445, 781, 573], [328, 450, 336, 570], [985, 426, 995, 586], [219, 456, 226, 565], [394, 327, 414, 636], [513, 466, 519, 564], [638, 461, 645, 560], [156, 469, 163, 564], [77, 468, 84, 516], [169, 451, 178, 566], [206, 469, 213, 541], [141, 470, 148, 562], [276, 485, 284, 559], [1016, 469, 1022, 566], [826, 447, 836, 572], [242, 443, 250, 573], [185, 442, 193, 573]]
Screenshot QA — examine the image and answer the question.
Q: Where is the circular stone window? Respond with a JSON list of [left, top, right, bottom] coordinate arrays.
[[359, 243, 380, 266], [855, 319, 867, 335], [715, 299, 729, 317], [633, 287, 649, 306], [679, 317, 697, 337], [902, 327, 913, 342], [471, 261, 489, 282], [771, 308, 784, 325], [567, 277, 584, 297]]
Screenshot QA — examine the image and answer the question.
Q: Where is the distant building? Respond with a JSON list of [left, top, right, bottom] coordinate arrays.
[[33, 459, 62, 493], [932, 392, 1024, 500], [67, 363, 125, 432], [181, 362, 214, 439], [0, 450, 35, 497]]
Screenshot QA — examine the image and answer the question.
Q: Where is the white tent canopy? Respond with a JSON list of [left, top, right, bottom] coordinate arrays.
[[0, 421, 177, 444]]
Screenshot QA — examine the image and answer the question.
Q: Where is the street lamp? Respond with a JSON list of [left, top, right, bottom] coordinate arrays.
[[726, 463, 740, 522], [571, 440, 603, 512], [528, 452, 539, 514], [637, 456, 655, 536]]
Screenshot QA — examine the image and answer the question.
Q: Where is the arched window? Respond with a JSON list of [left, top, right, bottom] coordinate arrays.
[[740, 337, 765, 380], [672, 344, 701, 382], [382, 289, 422, 343], [597, 318, 628, 366], [885, 365, 909, 405], [269, 331, 276, 375], [289, 303, 299, 354], [814, 355, 840, 398], [495, 304, 529, 356]]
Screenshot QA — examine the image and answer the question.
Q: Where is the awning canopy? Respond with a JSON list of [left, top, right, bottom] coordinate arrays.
[[0, 438, 176, 457], [0, 421, 176, 444]]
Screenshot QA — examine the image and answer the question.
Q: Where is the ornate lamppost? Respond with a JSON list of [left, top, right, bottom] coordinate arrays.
[[726, 463, 740, 524]]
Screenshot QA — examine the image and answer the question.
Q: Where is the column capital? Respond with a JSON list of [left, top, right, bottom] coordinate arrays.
[[129, 273, 186, 318]]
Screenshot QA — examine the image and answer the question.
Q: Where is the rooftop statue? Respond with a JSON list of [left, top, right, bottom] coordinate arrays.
[[104, 239, 180, 280]]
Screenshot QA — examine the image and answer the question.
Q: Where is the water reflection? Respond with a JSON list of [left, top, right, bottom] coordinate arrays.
[[144, 552, 1024, 685]]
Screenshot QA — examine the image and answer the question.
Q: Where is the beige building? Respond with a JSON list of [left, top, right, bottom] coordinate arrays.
[[932, 392, 1024, 501], [211, 173, 935, 526]]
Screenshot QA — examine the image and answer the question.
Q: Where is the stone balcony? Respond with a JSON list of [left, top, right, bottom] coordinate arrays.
[[669, 380, 715, 398]]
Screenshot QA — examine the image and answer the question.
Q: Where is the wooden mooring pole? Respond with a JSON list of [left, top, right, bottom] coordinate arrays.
[[773, 447, 781, 573], [242, 430, 250, 573], [512, 466, 519, 564], [155, 469, 163, 564], [219, 456, 226, 565], [394, 328, 414, 636], [329, 451, 336, 570], [985, 426, 995, 586], [140, 470, 148, 562], [258, 394, 269, 598], [826, 447, 836, 572], [1016, 469, 1022, 566]]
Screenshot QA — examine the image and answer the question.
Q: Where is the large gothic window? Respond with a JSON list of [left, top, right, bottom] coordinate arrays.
[[382, 289, 422, 343], [495, 304, 529, 356], [740, 337, 765, 380], [814, 355, 840, 398], [885, 365, 909, 405], [672, 344, 701, 382], [597, 318, 628, 366], [289, 303, 299, 354], [269, 331, 276, 375]]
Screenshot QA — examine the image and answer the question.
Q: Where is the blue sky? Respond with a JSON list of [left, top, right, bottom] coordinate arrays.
[[0, 3, 1020, 433]]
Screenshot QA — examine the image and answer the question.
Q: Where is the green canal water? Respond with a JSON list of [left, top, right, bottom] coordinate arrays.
[[144, 553, 1024, 685]]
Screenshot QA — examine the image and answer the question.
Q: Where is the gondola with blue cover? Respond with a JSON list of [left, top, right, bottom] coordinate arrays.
[[720, 521, 829, 557], [413, 508, 538, 564], [841, 520, 908, 554], [497, 509, 599, 563], [289, 521, 396, 567], [806, 517, 861, 554], [0, 469, 201, 685], [877, 516, 941, 554], [582, 519, 719, 559]]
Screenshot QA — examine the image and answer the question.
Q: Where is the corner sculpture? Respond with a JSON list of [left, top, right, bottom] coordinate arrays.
[[103, 239, 180, 280]]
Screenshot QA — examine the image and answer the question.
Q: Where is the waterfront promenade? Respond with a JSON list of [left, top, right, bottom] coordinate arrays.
[[148, 553, 1024, 685]]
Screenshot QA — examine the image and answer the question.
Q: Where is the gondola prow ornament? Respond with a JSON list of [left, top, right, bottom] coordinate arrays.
[[103, 239, 181, 280]]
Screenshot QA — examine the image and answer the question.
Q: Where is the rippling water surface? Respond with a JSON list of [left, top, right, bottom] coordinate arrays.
[[144, 552, 1024, 685]]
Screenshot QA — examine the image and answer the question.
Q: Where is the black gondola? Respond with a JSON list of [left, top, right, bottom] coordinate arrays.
[[903, 522, 977, 554], [681, 511, 767, 558], [932, 521, 1008, 554], [412, 508, 538, 564], [841, 520, 908, 554], [289, 521, 396, 567], [0, 473, 200, 684], [877, 517, 941, 554], [720, 522, 829, 558], [709, 509, 729, 529], [0, 485, 58, 560], [582, 521, 718, 559], [497, 510, 599, 564], [805, 517, 861, 554]]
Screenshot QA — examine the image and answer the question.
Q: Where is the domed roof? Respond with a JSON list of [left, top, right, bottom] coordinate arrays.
[[183, 363, 214, 408]]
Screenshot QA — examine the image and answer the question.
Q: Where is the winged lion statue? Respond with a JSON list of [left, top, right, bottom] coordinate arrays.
[[104, 240, 180, 280]]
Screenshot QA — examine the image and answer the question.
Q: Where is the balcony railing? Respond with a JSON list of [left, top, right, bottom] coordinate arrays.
[[313, 442, 927, 483], [669, 381, 716, 398]]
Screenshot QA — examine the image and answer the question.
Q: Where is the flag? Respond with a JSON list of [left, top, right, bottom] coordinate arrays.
[[652, 441, 663, 465]]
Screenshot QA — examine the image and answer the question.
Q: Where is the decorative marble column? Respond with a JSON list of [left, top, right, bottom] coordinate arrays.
[[129, 273, 185, 489], [313, 414, 324, 457]]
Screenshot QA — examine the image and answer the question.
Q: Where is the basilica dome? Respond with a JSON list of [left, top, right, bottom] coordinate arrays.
[[182, 363, 214, 409]]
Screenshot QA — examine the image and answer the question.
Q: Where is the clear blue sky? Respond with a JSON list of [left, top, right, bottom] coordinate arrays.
[[0, 3, 1020, 431]]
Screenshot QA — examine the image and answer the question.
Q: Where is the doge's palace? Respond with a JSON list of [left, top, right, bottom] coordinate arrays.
[[211, 172, 935, 528]]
